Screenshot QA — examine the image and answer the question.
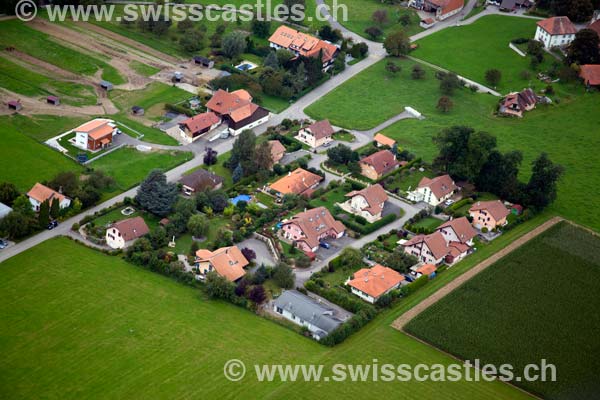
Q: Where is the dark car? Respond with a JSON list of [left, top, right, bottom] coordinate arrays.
[[0, 239, 8, 249], [403, 274, 415, 283], [47, 220, 59, 230], [319, 242, 331, 249]]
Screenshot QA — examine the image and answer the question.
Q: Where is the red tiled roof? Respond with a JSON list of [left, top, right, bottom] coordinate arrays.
[[437, 217, 477, 244], [374, 133, 396, 147], [345, 184, 388, 216], [415, 263, 437, 275], [74, 118, 115, 140], [270, 168, 323, 196], [359, 150, 399, 176], [304, 120, 334, 140], [196, 246, 249, 282], [27, 183, 69, 204], [181, 112, 220, 134], [112, 216, 149, 242], [588, 20, 600, 37], [269, 140, 286, 163], [470, 200, 510, 221], [282, 207, 345, 249], [580, 64, 600, 86], [268, 25, 338, 63], [403, 231, 448, 260], [206, 89, 252, 116], [347, 264, 404, 299], [417, 174, 457, 199], [429, 0, 464, 15], [537, 16, 577, 35], [229, 103, 259, 123]]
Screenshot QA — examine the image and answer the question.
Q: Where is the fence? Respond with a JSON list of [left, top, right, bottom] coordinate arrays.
[[252, 232, 280, 263]]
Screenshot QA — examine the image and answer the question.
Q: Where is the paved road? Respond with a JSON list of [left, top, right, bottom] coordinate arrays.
[[0, 2, 491, 265]]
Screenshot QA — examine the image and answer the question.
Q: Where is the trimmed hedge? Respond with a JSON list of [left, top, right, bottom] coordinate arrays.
[[321, 307, 377, 346], [304, 280, 374, 314], [343, 213, 396, 235]]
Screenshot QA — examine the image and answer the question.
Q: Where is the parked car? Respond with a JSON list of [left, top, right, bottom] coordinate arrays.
[[403, 274, 415, 283], [47, 220, 58, 230], [0, 239, 8, 249], [444, 199, 455, 206], [319, 242, 331, 249]]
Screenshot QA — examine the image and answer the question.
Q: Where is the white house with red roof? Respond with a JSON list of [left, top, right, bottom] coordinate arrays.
[[436, 217, 477, 246], [407, 174, 457, 206], [178, 112, 221, 143], [410, 0, 464, 21], [469, 200, 510, 230], [106, 216, 150, 249], [27, 183, 71, 212], [268, 25, 339, 70], [358, 150, 401, 180], [194, 246, 249, 282], [281, 207, 345, 253], [205, 89, 270, 135], [295, 120, 335, 149], [534, 16, 577, 49], [73, 118, 117, 151], [339, 184, 388, 223], [346, 264, 404, 303], [402, 222, 473, 266]]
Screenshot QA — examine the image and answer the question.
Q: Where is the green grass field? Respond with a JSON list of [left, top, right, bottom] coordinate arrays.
[[305, 56, 600, 231], [91, 147, 193, 192], [412, 216, 443, 230], [0, 215, 555, 398], [0, 20, 124, 84], [0, 56, 97, 106], [405, 222, 600, 399], [0, 115, 83, 192], [116, 116, 180, 146], [129, 60, 161, 77], [412, 15, 557, 93], [324, 0, 423, 40], [110, 82, 191, 113]]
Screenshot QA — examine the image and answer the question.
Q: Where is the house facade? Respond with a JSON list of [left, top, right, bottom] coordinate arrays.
[[402, 230, 471, 266], [179, 112, 221, 143], [436, 217, 477, 246], [534, 16, 577, 49], [194, 246, 249, 282], [409, 0, 464, 20], [374, 133, 396, 148], [346, 264, 404, 303], [106, 216, 150, 249], [469, 200, 510, 230], [205, 89, 270, 135], [73, 118, 117, 151], [407, 174, 457, 206], [26, 183, 71, 212], [268, 26, 339, 71], [269, 140, 286, 167], [281, 207, 345, 253], [273, 290, 342, 340], [358, 150, 400, 180], [295, 120, 334, 148], [339, 184, 388, 223]]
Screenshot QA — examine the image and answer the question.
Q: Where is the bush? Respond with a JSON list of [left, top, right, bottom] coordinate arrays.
[[321, 307, 377, 346], [399, 275, 429, 297], [343, 213, 396, 235]]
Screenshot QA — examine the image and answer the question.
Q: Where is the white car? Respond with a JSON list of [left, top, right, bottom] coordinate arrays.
[[444, 199, 455, 206]]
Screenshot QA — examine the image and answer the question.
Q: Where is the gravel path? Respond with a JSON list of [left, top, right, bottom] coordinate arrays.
[[391, 216, 564, 331]]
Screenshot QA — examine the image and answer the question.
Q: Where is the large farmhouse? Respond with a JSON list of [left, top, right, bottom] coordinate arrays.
[[205, 89, 270, 135], [534, 16, 577, 49], [178, 112, 221, 143], [268, 25, 339, 70], [409, 0, 464, 21]]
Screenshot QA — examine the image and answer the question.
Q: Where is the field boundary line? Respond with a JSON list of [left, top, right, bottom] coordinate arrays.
[[391, 216, 563, 331]]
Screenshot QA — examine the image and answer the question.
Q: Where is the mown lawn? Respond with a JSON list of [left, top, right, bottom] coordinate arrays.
[[129, 60, 161, 77], [0, 215, 553, 398], [405, 221, 600, 400], [0, 115, 83, 192], [91, 147, 193, 191], [116, 116, 180, 146], [92, 207, 162, 230], [0, 19, 124, 83], [110, 82, 191, 112], [0, 56, 97, 106], [412, 15, 559, 93], [305, 56, 600, 232], [412, 216, 443, 230], [324, 0, 423, 41]]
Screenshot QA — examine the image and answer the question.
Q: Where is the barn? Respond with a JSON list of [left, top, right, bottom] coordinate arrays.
[[100, 80, 113, 91], [47, 96, 60, 106]]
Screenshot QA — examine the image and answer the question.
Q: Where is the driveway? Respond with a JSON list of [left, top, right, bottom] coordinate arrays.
[[237, 238, 277, 269]]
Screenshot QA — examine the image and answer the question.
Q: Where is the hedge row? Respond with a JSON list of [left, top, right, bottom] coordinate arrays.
[[321, 307, 377, 346], [304, 280, 374, 314], [343, 213, 397, 235]]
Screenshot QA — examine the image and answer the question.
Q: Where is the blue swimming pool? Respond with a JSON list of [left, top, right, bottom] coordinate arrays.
[[230, 194, 252, 206], [236, 63, 253, 71]]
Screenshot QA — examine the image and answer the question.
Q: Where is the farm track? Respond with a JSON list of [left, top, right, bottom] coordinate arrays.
[[391, 216, 564, 331]]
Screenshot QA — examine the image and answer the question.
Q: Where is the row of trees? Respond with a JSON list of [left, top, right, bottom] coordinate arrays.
[[433, 126, 564, 211], [535, 0, 599, 22]]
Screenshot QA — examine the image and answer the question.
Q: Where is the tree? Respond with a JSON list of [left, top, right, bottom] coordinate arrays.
[[247, 285, 267, 304], [222, 31, 246, 59], [411, 64, 425, 79], [568, 29, 600, 65], [228, 130, 257, 175], [12, 195, 34, 217], [476, 150, 523, 201], [179, 30, 204, 53], [350, 42, 369, 59], [372, 9, 389, 25], [399, 14, 412, 26], [135, 169, 178, 217], [302, 54, 324, 86], [203, 147, 218, 166], [485, 69, 502, 87], [235, 279, 249, 297], [177, 18, 194, 33], [384, 30, 410, 57], [439, 72, 461, 95], [436, 96, 453, 113], [0, 182, 19, 206], [327, 144, 357, 165], [232, 164, 244, 183], [364, 26, 383, 40], [38, 200, 50, 229], [339, 248, 362, 268], [205, 271, 236, 300], [333, 52, 346, 74], [255, 140, 274, 171], [282, 0, 306, 21], [0, 211, 36, 239], [241, 247, 256, 261], [251, 19, 271, 38], [295, 253, 311, 268], [187, 214, 209, 238], [263, 51, 279, 69], [385, 61, 401, 76], [385, 248, 417, 273], [50, 199, 60, 219], [566, 0, 594, 22], [318, 25, 342, 42], [272, 262, 294, 288], [48, 171, 79, 197], [523, 153, 564, 210], [148, 227, 168, 249]]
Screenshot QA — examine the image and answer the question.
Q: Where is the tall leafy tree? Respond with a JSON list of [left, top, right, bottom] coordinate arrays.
[[228, 130, 257, 175], [384, 30, 410, 57], [524, 153, 564, 210], [222, 31, 246, 59], [50, 199, 60, 219], [38, 200, 50, 229], [0, 182, 19, 206], [476, 150, 523, 201], [568, 29, 600, 65], [135, 169, 178, 217]]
